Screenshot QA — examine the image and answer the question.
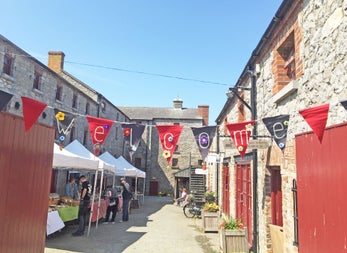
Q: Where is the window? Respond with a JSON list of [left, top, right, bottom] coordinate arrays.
[[292, 179, 299, 246], [83, 129, 88, 145], [272, 28, 302, 96], [172, 158, 178, 168], [72, 93, 78, 109], [3, 53, 14, 76], [134, 158, 141, 168], [279, 32, 296, 81], [69, 126, 75, 142], [33, 71, 42, 90], [101, 101, 106, 112], [85, 102, 90, 115], [238, 93, 246, 122], [56, 85, 63, 101], [115, 127, 118, 140]]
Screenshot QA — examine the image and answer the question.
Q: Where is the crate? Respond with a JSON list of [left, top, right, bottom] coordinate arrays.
[[202, 211, 219, 232]]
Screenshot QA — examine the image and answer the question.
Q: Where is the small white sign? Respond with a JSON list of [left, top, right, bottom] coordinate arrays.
[[195, 168, 208, 175]]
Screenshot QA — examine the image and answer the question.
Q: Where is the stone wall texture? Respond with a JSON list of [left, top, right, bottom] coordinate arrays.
[[214, 1, 347, 252]]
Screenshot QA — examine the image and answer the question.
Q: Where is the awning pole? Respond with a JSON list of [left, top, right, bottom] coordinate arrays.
[[87, 170, 98, 237]]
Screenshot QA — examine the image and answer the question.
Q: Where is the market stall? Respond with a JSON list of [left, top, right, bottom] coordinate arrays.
[[99, 152, 146, 204], [64, 140, 116, 235]]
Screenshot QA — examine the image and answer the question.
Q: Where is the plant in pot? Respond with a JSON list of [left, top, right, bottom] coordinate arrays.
[[204, 190, 216, 203], [219, 213, 248, 253], [202, 197, 219, 232]]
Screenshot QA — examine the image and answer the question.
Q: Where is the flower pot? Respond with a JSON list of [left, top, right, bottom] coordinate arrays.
[[220, 228, 248, 253], [202, 211, 219, 232], [205, 195, 215, 203]]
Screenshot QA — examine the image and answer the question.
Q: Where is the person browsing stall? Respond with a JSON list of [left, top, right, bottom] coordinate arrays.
[[120, 178, 132, 222], [72, 175, 91, 236], [103, 187, 119, 224], [65, 177, 79, 200]]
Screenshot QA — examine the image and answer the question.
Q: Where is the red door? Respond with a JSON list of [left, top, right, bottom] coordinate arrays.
[[236, 163, 252, 245], [149, 180, 159, 196], [271, 167, 283, 226], [222, 164, 230, 215]]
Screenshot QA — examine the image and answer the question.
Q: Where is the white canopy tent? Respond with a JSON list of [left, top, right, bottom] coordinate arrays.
[[64, 140, 116, 236], [115, 155, 146, 204], [64, 140, 115, 174], [99, 152, 146, 203], [52, 143, 99, 170]]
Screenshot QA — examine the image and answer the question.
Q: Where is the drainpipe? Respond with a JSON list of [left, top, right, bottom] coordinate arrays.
[[216, 125, 220, 204], [250, 67, 258, 253]]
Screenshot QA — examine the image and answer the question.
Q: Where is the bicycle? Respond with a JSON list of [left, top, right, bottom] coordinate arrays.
[[183, 194, 204, 218]]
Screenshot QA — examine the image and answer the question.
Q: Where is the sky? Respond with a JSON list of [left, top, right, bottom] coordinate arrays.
[[2, 1, 283, 123]]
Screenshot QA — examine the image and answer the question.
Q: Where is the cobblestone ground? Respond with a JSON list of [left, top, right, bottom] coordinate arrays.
[[45, 196, 220, 253]]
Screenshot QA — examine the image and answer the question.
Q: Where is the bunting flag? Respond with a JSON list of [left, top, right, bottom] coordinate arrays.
[[21, 96, 47, 132], [54, 109, 75, 148], [121, 123, 146, 160], [191, 126, 217, 161], [156, 125, 183, 165], [340, 100, 347, 111], [299, 103, 329, 143], [0, 90, 13, 111], [226, 120, 255, 158], [86, 115, 114, 155], [262, 115, 290, 151]]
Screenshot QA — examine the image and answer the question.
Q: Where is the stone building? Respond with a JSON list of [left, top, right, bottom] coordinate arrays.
[[0, 34, 211, 197], [119, 99, 209, 196], [0, 35, 129, 195], [214, 1, 347, 253]]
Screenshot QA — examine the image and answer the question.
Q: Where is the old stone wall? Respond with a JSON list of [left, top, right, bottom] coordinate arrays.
[[255, 1, 347, 252]]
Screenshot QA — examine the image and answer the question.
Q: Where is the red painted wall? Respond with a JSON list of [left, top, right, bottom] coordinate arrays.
[[0, 112, 55, 253], [296, 122, 347, 253]]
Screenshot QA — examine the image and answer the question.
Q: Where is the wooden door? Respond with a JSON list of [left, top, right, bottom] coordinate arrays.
[[271, 167, 283, 226], [236, 163, 252, 245], [149, 180, 159, 196]]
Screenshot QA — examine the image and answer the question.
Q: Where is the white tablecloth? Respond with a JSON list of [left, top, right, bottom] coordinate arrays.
[[47, 210, 65, 235]]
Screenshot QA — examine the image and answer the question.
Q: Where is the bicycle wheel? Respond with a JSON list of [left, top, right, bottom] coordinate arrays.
[[183, 203, 195, 218]]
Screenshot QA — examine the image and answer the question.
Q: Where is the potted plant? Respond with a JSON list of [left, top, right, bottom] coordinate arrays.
[[202, 201, 219, 232], [219, 213, 248, 253], [204, 190, 216, 203]]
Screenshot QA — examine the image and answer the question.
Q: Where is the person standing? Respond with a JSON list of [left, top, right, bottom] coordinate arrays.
[[120, 178, 132, 222], [103, 187, 119, 224], [72, 175, 91, 236], [65, 177, 79, 199]]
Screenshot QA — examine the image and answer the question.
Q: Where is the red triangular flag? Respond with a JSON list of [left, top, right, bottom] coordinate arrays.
[[86, 116, 114, 155], [156, 125, 183, 164], [21, 96, 47, 132], [226, 120, 255, 158], [299, 104, 329, 143]]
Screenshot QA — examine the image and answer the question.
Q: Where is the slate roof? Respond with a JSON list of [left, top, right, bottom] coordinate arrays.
[[118, 106, 203, 121]]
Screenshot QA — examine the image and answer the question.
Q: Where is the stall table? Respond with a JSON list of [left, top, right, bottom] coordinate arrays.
[[47, 211, 65, 235], [57, 206, 79, 222], [90, 199, 107, 222]]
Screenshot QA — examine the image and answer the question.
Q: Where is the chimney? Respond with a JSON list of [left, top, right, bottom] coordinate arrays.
[[198, 105, 209, 126], [173, 97, 183, 109], [48, 51, 65, 73]]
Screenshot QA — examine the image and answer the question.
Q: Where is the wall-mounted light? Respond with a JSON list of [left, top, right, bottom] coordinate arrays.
[[42, 112, 47, 119], [14, 102, 20, 110]]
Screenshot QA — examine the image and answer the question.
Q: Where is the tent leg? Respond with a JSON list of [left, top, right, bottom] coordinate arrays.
[[88, 170, 98, 237], [96, 169, 104, 229]]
